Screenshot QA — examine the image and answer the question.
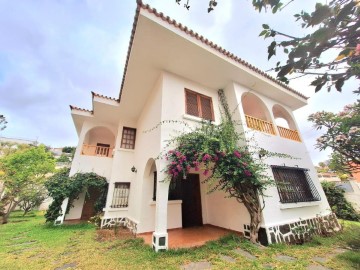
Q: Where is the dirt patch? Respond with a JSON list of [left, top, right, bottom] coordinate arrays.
[[95, 228, 134, 242]]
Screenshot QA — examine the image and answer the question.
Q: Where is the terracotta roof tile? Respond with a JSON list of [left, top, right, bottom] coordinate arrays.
[[69, 105, 93, 114], [91, 91, 120, 102], [119, 0, 308, 100]]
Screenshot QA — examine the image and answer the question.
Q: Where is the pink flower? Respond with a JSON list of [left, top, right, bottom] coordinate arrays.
[[355, 44, 360, 56], [202, 154, 211, 162], [244, 170, 252, 177], [234, 150, 241, 158], [176, 165, 182, 171], [203, 170, 209, 176], [195, 166, 199, 171]]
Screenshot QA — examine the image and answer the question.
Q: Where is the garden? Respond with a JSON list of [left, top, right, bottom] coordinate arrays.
[[0, 211, 359, 270]]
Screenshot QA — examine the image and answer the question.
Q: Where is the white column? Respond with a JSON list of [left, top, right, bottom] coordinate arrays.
[[152, 168, 170, 251]]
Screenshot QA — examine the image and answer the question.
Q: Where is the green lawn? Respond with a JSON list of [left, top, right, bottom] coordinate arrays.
[[0, 211, 359, 270]]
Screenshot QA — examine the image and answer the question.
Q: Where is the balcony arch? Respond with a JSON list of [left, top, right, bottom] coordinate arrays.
[[241, 92, 275, 135], [272, 104, 301, 142], [82, 126, 116, 157]]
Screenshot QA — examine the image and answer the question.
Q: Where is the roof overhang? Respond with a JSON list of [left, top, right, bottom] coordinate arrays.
[[118, 3, 308, 120], [70, 93, 120, 136]]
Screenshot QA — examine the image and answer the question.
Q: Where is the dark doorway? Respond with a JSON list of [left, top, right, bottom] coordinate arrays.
[[80, 186, 101, 220], [181, 174, 203, 228]]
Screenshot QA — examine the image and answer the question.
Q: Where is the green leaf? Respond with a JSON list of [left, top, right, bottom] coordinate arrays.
[[309, 4, 331, 26], [259, 30, 267, 37], [277, 64, 293, 78], [335, 78, 345, 92], [262, 24, 269, 29], [267, 41, 277, 60]]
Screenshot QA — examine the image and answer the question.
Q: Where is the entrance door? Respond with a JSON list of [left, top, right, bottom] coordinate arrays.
[[181, 174, 203, 227], [80, 187, 101, 220]]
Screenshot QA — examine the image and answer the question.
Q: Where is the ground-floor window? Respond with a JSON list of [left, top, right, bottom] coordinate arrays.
[[110, 182, 130, 208], [271, 165, 321, 203]]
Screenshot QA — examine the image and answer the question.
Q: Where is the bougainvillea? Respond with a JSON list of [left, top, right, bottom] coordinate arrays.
[[162, 90, 278, 243]]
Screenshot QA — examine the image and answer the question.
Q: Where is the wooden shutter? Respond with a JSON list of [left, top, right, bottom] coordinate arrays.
[[185, 90, 199, 117], [200, 96, 213, 120]]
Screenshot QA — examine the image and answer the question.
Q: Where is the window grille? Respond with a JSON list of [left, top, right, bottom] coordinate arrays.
[[121, 127, 136, 149], [111, 183, 130, 208], [185, 89, 214, 121], [271, 165, 321, 203]]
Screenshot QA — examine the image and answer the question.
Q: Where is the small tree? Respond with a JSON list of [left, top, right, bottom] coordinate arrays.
[[321, 181, 360, 221], [0, 145, 55, 224], [308, 101, 360, 174], [18, 184, 47, 216], [57, 154, 71, 163]]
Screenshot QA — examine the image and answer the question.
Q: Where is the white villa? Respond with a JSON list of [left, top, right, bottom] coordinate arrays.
[[58, 1, 340, 251]]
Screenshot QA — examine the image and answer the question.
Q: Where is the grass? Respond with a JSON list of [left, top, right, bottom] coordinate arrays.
[[0, 211, 359, 270]]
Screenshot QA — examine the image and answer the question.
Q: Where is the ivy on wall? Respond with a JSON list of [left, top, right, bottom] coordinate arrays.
[[44, 168, 108, 223]]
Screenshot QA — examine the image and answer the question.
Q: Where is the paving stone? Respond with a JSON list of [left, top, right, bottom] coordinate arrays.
[[180, 261, 212, 270], [219, 255, 236, 263], [312, 256, 327, 263], [307, 265, 331, 270], [275, 255, 296, 262], [332, 248, 347, 254], [9, 240, 36, 246], [54, 262, 77, 270], [233, 248, 257, 260], [11, 236, 26, 240]]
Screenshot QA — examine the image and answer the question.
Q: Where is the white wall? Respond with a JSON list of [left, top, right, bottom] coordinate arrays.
[[65, 191, 86, 220], [70, 155, 113, 180], [130, 74, 163, 232], [232, 82, 332, 227]]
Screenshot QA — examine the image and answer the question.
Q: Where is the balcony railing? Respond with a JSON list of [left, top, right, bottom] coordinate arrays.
[[245, 115, 275, 135], [277, 126, 301, 142], [81, 144, 112, 157]]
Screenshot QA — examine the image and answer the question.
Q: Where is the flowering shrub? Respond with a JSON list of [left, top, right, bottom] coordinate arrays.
[[308, 100, 360, 173], [161, 90, 278, 243]]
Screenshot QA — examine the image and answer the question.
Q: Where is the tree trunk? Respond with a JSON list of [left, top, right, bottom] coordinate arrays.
[[238, 188, 262, 244], [1, 201, 18, 224]]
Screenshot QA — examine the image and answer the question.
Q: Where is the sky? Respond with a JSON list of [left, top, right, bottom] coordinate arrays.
[[0, 0, 357, 165]]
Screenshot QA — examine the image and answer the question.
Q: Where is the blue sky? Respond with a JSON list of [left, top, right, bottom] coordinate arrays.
[[0, 0, 356, 164]]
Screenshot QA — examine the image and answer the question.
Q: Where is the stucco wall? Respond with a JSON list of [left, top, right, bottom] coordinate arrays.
[[65, 191, 86, 220], [132, 75, 163, 232], [232, 82, 332, 227]]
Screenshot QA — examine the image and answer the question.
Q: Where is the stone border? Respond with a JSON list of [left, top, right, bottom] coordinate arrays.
[[101, 217, 138, 235], [244, 213, 341, 245]]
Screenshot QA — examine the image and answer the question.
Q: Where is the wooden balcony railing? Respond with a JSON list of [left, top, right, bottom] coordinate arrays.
[[245, 115, 275, 135], [277, 126, 301, 142], [81, 144, 112, 157]]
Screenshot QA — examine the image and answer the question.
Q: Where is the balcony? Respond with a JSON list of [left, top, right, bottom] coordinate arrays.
[[81, 144, 113, 158], [245, 115, 275, 135], [277, 126, 301, 142]]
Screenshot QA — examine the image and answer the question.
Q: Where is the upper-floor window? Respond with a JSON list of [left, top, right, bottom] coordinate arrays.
[[271, 165, 321, 204], [121, 127, 136, 149], [185, 89, 214, 121]]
